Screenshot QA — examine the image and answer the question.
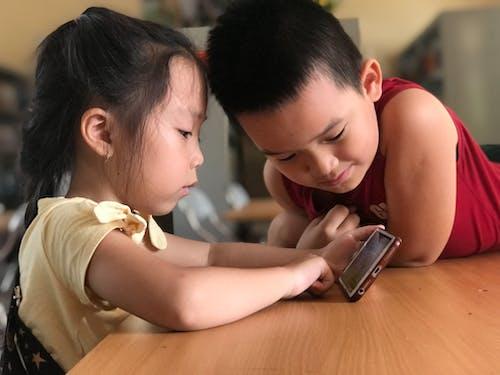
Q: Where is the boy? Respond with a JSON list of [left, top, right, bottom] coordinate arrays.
[[206, 0, 500, 266]]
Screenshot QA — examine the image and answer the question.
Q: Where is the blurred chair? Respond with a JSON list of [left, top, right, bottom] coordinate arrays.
[[225, 182, 250, 210], [224, 183, 269, 243], [177, 187, 232, 242], [0, 203, 25, 331], [481, 144, 500, 162]]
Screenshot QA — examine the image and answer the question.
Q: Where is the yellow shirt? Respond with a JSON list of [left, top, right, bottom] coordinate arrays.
[[18, 197, 167, 371]]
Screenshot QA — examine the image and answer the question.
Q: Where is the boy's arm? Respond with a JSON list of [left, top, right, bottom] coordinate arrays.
[[263, 160, 361, 249], [263, 160, 311, 247], [380, 88, 457, 266]]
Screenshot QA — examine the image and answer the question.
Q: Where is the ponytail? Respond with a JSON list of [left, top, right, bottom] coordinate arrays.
[[21, 20, 79, 227]]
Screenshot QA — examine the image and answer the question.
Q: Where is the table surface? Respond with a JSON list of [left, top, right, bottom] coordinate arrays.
[[70, 252, 500, 375], [223, 198, 283, 222]]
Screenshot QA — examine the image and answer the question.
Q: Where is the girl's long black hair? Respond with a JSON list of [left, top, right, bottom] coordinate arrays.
[[21, 7, 206, 227]]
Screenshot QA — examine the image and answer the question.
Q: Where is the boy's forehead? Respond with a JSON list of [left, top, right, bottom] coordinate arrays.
[[237, 76, 360, 152], [239, 77, 350, 126]]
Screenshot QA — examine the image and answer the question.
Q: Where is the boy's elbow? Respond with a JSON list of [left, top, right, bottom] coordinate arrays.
[[389, 251, 440, 267], [390, 257, 435, 267]]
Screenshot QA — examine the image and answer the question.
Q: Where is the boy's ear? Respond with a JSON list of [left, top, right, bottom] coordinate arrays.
[[360, 59, 383, 102], [79, 107, 115, 159]]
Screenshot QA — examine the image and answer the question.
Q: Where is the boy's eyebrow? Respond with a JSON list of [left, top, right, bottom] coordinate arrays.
[[262, 120, 342, 155]]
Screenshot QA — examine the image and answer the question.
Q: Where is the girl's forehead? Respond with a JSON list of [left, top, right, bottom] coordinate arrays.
[[169, 57, 205, 91], [165, 58, 206, 117]]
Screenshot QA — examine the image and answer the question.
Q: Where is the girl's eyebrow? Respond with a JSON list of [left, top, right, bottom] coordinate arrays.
[[187, 106, 207, 121], [262, 119, 342, 156]]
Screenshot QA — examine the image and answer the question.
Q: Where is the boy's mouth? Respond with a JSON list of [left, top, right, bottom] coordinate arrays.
[[318, 165, 352, 188]]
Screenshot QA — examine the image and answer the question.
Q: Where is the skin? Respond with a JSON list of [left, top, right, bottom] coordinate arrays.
[[237, 60, 457, 267], [66, 57, 379, 331]]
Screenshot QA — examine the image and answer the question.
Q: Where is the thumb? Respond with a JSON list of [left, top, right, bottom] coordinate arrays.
[[349, 225, 384, 242]]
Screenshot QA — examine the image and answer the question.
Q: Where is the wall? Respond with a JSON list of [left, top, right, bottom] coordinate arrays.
[[0, 1, 141, 75], [334, 0, 500, 76], [4, 1, 500, 78]]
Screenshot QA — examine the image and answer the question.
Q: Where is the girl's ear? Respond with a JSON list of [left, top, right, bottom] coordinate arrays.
[[360, 59, 383, 102], [80, 107, 115, 159]]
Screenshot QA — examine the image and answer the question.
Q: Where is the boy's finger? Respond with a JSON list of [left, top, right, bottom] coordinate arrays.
[[337, 213, 360, 231], [319, 205, 350, 226], [349, 225, 384, 241]]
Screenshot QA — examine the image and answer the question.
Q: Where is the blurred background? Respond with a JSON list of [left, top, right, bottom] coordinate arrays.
[[1, 0, 500, 245]]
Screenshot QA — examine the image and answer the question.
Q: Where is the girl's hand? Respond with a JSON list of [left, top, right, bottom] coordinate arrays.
[[283, 255, 334, 298], [318, 225, 382, 278], [296, 205, 360, 249]]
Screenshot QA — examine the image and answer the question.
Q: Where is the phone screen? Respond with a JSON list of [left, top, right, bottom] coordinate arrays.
[[339, 230, 393, 295]]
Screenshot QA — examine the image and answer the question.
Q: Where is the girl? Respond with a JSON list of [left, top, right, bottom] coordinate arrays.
[[0, 7, 378, 373]]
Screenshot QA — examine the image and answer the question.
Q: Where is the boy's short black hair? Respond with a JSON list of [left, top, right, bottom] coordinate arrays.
[[207, 0, 362, 116]]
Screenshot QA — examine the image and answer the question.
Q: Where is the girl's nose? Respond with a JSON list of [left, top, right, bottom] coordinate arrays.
[[190, 143, 204, 169]]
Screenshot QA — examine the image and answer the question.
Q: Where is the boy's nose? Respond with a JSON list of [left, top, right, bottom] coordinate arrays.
[[308, 152, 338, 179]]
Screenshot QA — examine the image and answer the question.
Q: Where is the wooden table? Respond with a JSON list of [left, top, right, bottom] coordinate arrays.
[[70, 252, 500, 374], [223, 198, 283, 222]]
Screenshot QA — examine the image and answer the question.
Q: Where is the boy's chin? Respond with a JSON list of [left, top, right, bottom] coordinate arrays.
[[321, 185, 356, 194], [316, 178, 362, 194]]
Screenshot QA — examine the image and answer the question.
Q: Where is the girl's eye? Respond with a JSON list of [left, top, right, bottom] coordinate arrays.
[[178, 130, 192, 139], [325, 126, 346, 143], [277, 154, 296, 162]]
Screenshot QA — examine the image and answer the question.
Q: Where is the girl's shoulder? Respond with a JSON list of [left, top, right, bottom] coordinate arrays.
[[33, 197, 100, 230], [32, 197, 167, 250], [37, 196, 95, 215]]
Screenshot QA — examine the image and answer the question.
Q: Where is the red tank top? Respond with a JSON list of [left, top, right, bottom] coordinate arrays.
[[282, 78, 500, 258]]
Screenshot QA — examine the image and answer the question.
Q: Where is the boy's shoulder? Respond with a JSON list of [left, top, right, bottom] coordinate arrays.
[[378, 85, 456, 155]]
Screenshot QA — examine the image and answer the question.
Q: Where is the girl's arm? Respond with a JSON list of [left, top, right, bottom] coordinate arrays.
[[157, 226, 367, 269], [159, 233, 312, 268], [86, 229, 332, 331], [380, 88, 457, 266]]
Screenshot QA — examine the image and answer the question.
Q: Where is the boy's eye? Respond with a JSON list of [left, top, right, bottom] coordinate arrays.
[[325, 126, 346, 143], [178, 129, 192, 139], [277, 153, 296, 162]]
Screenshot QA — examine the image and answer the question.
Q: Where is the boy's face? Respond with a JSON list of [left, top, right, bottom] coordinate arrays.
[[237, 72, 380, 194]]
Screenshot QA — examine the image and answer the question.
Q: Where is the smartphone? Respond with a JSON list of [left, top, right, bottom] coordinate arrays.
[[338, 228, 401, 302]]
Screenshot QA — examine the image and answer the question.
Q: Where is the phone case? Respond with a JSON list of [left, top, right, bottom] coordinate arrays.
[[341, 234, 401, 302]]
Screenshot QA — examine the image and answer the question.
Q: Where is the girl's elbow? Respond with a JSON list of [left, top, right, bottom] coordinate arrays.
[[165, 308, 199, 331], [160, 280, 204, 331]]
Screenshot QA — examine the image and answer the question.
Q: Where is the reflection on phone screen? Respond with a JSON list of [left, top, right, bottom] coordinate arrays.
[[340, 231, 392, 294]]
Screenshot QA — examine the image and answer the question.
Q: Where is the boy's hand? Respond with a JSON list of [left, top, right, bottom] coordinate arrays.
[[296, 205, 360, 249], [318, 225, 382, 278]]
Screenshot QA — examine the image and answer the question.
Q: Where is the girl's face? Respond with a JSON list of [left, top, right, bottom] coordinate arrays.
[[237, 71, 381, 194], [120, 57, 206, 215]]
